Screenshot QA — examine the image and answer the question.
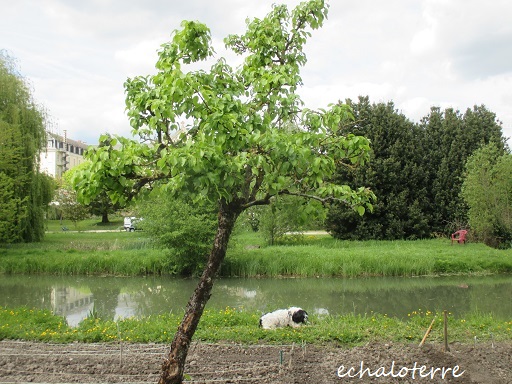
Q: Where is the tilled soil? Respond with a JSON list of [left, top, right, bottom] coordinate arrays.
[[0, 340, 510, 383]]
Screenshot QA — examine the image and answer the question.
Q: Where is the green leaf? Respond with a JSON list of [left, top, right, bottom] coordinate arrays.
[[75, 0, 375, 246]]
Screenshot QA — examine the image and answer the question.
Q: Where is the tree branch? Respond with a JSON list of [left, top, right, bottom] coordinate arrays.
[[278, 189, 352, 207], [240, 194, 272, 210]]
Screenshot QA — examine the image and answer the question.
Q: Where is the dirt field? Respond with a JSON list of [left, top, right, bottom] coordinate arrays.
[[0, 340, 510, 383]]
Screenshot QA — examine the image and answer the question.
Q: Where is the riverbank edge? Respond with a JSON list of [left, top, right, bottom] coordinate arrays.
[[1, 306, 510, 346], [2, 237, 512, 278]]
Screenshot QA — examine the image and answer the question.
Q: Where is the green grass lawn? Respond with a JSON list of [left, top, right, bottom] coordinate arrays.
[[46, 216, 125, 232], [0, 306, 509, 345]]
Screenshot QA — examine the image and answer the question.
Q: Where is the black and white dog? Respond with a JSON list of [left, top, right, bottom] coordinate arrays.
[[259, 307, 308, 329]]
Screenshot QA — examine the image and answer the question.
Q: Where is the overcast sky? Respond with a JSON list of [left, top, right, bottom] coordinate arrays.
[[2, 0, 512, 145]]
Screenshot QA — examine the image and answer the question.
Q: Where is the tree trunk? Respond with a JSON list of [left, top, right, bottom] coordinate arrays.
[[159, 200, 241, 384], [101, 210, 109, 224]]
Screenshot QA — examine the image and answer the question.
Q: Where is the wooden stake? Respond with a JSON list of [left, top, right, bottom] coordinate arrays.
[[443, 310, 450, 352], [419, 317, 437, 347], [117, 322, 123, 367]]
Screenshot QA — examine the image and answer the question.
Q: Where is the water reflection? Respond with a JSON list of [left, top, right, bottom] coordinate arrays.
[[0, 275, 510, 326], [51, 286, 94, 326]]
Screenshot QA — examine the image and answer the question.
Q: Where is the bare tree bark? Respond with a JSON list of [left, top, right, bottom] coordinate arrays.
[[159, 200, 241, 384]]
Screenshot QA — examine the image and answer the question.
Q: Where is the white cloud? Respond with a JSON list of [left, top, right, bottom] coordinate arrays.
[[1, 0, 511, 144], [115, 40, 162, 77], [410, 25, 437, 56]]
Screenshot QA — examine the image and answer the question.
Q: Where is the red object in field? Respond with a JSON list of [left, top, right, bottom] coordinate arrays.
[[451, 230, 468, 245]]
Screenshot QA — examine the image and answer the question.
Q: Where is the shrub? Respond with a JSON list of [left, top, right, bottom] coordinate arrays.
[[258, 196, 326, 245], [138, 190, 218, 275]]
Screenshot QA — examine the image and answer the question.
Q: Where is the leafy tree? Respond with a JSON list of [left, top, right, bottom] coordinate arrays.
[[88, 190, 119, 224], [461, 144, 512, 248], [138, 190, 218, 276], [420, 105, 506, 234], [53, 187, 90, 229], [327, 98, 507, 240], [240, 208, 261, 232], [0, 173, 19, 240], [69, 161, 121, 224], [259, 195, 326, 245], [74, 2, 374, 382], [326, 97, 429, 240], [0, 52, 53, 243]]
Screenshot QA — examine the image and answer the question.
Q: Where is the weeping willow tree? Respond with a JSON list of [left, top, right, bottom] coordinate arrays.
[[0, 52, 54, 243]]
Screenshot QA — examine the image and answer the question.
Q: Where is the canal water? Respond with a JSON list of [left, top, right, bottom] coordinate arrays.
[[0, 275, 511, 326]]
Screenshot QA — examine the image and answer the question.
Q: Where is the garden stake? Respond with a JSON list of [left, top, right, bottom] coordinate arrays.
[[419, 317, 437, 347], [117, 322, 123, 367], [288, 345, 294, 369], [443, 310, 450, 352]]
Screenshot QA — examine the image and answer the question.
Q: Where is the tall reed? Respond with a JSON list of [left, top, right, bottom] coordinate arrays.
[[222, 238, 512, 277], [1, 232, 511, 277]]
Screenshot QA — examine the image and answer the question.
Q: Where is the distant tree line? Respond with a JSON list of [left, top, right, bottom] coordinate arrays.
[[0, 52, 53, 243], [325, 96, 508, 243], [2, 47, 510, 248]]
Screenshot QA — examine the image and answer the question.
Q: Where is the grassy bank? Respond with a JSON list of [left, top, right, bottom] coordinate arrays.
[[2, 229, 512, 277], [0, 231, 168, 275], [0, 306, 509, 345], [223, 235, 512, 277]]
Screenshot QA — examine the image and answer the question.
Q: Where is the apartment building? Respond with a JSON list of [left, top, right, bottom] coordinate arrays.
[[40, 131, 89, 178]]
